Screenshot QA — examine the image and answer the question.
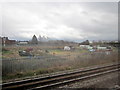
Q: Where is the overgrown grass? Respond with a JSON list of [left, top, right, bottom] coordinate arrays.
[[3, 65, 72, 81], [2, 45, 119, 82]]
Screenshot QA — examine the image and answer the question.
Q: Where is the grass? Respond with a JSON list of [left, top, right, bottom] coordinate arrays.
[[2, 49, 11, 54], [2, 45, 119, 81], [3, 65, 72, 81]]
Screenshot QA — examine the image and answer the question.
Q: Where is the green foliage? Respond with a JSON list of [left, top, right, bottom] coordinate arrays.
[[2, 48, 12, 54]]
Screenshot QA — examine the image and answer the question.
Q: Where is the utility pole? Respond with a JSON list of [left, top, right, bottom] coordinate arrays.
[[3, 37, 6, 47]]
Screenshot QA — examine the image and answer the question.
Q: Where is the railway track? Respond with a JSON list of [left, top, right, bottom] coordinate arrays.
[[2, 63, 120, 90]]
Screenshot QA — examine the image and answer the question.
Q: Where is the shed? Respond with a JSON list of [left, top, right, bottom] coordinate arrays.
[[97, 46, 107, 50], [18, 41, 28, 45], [80, 45, 92, 49]]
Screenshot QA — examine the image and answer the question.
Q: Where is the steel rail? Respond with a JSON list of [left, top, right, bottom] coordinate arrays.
[[2, 63, 120, 90], [31, 68, 120, 90]]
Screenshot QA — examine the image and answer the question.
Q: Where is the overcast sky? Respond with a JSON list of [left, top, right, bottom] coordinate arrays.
[[1, 2, 118, 42]]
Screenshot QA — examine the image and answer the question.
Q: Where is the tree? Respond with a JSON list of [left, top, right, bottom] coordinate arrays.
[[80, 40, 89, 45], [31, 35, 38, 44], [38, 35, 42, 42]]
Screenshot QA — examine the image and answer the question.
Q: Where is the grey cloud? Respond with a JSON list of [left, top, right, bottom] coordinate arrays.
[[1, 2, 118, 42]]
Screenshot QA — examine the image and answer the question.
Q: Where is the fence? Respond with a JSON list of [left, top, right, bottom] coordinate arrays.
[[2, 51, 118, 77], [2, 56, 67, 76]]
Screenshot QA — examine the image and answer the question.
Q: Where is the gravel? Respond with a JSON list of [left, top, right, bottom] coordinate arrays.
[[59, 71, 120, 89]]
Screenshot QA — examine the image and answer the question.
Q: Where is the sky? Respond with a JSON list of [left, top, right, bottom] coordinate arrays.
[[1, 2, 118, 42]]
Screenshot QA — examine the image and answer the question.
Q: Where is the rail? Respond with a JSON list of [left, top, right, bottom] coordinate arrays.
[[2, 63, 120, 90]]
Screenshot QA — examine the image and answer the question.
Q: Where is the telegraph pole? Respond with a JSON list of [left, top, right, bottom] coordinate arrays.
[[3, 37, 6, 47]]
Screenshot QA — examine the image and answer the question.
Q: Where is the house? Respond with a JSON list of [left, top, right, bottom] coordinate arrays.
[[1, 37, 16, 46]]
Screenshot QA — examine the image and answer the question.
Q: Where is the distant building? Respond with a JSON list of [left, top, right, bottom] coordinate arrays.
[[17, 41, 28, 45], [97, 46, 107, 50], [1, 37, 16, 46], [80, 45, 93, 50]]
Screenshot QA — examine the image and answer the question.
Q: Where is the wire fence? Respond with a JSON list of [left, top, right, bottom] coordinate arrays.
[[2, 51, 118, 76], [2, 56, 67, 75]]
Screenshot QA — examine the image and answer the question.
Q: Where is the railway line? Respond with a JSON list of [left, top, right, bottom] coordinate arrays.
[[2, 63, 120, 90]]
